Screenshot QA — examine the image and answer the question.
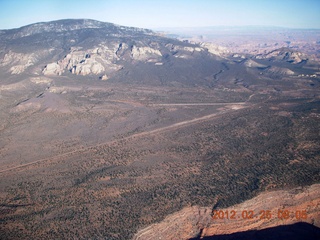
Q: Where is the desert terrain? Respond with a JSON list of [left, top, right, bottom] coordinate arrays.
[[0, 20, 319, 239]]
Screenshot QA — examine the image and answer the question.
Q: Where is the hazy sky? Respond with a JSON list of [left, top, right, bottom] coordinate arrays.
[[0, 0, 319, 30]]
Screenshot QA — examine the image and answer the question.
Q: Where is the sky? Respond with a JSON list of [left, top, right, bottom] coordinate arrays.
[[0, 0, 319, 30]]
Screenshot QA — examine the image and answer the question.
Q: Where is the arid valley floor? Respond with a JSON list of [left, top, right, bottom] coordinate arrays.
[[0, 20, 319, 239]]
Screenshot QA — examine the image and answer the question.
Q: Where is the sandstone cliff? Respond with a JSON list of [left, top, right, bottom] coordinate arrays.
[[133, 184, 320, 240]]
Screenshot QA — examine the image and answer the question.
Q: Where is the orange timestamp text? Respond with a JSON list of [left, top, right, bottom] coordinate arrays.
[[212, 209, 308, 221]]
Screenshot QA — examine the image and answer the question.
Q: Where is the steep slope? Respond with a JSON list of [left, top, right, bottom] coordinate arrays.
[[256, 47, 308, 64], [0, 19, 227, 86], [133, 184, 320, 239]]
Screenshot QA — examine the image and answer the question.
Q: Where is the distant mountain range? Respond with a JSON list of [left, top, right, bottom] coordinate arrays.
[[0, 19, 317, 85]]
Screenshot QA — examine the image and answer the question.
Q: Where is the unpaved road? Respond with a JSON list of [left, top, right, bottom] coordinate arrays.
[[150, 102, 246, 106], [0, 102, 248, 174]]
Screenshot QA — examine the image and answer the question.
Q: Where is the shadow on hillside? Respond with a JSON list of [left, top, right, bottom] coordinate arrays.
[[190, 222, 320, 240]]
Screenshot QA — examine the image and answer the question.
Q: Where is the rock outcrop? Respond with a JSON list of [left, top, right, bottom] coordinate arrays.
[[131, 45, 162, 61], [200, 43, 229, 57], [133, 184, 320, 240], [43, 45, 120, 76], [244, 59, 268, 68], [256, 47, 308, 64], [0, 50, 50, 74], [42, 43, 165, 76], [267, 66, 295, 76]]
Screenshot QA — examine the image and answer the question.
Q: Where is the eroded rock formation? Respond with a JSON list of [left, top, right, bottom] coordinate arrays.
[[133, 184, 320, 240]]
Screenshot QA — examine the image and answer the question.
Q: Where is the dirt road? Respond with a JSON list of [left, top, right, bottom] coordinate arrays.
[[0, 102, 248, 174]]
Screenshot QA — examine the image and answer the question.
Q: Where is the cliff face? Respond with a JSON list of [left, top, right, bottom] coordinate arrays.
[[133, 184, 320, 240]]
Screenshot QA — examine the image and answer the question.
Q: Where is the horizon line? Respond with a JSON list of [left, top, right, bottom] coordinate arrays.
[[1, 18, 320, 31]]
